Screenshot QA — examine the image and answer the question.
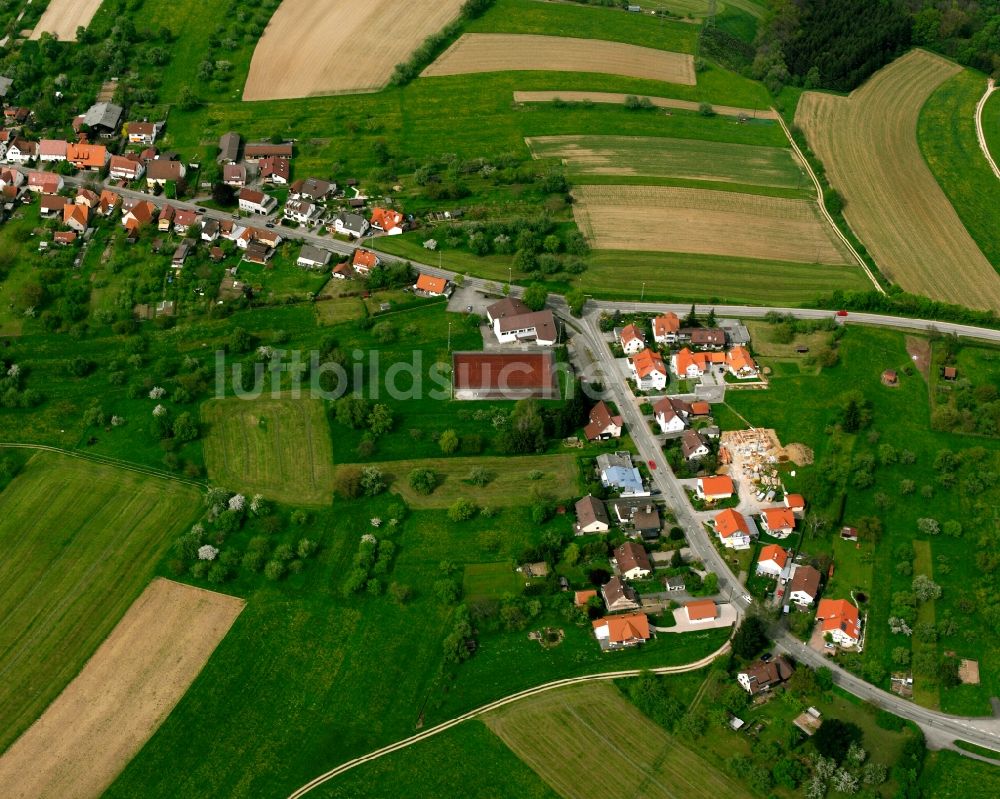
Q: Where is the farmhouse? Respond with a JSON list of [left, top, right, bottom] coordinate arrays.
[[223, 164, 247, 187], [332, 210, 369, 238], [601, 576, 640, 612], [584, 400, 623, 441], [145, 158, 186, 186], [592, 612, 650, 650], [761, 507, 796, 539], [613, 541, 652, 580], [244, 142, 293, 161], [629, 349, 668, 391], [788, 565, 821, 606], [77, 101, 123, 137], [259, 156, 290, 184], [27, 171, 62, 194], [109, 154, 144, 180], [680, 429, 710, 461], [653, 312, 680, 344], [296, 244, 332, 270], [283, 199, 320, 225], [653, 396, 687, 434], [414, 273, 448, 297], [738, 656, 793, 695], [816, 598, 861, 646], [714, 508, 751, 550], [755, 544, 788, 578], [452, 351, 558, 400], [290, 177, 334, 202], [67, 142, 109, 171], [218, 132, 242, 163], [238, 188, 277, 215], [685, 600, 718, 624], [6, 138, 37, 164], [127, 121, 159, 146], [617, 323, 646, 354], [697, 475, 734, 501], [38, 139, 67, 162], [597, 452, 647, 497], [485, 297, 558, 346], [575, 495, 610, 535], [370, 206, 405, 235]]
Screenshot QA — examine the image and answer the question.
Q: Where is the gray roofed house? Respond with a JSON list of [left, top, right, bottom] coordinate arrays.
[[82, 102, 124, 135], [218, 132, 242, 164], [333, 210, 369, 237], [664, 574, 686, 591], [297, 244, 332, 269], [720, 320, 751, 347], [575, 495, 610, 535], [290, 177, 335, 201], [632, 504, 661, 540], [596, 452, 647, 496]]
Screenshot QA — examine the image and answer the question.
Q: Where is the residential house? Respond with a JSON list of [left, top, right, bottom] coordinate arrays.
[[631, 504, 661, 540], [664, 575, 686, 592], [756, 544, 788, 578], [727, 346, 759, 379], [77, 102, 123, 137], [601, 576, 641, 612], [685, 600, 718, 624], [27, 171, 62, 194], [127, 121, 159, 146], [788, 565, 821, 606], [653, 312, 680, 344], [583, 400, 623, 441], [414, 273, 448, 297], [209, 245, 225, 262], [370, 206, 404, 235], [714, 508, 751, 550], [98, 190, 121, 216], [784, 494, 806, 517], [238, 187, 276, 215], [629, 349, 668, 391], [171, 240, 193, 268], [592, 612, 650, 650], [75, 188, 99, 208], [815, 598, 861, 646], [332, 210, 369, 238], [122, 200, 157, 231], [259, 156, 290, 184], [597, 452, 647, 497], [352, 248, 379, 275], [0, 130, 11, 160], [146, 158, 186, 186], [67, 142, 109, 171], [0, 167, 24, 190], [653, 396, 688, 434], [218, 131, 241, 164], [696, 475, 734, 501], [681, 328, 726, 350], [331, 261, 356, 279], [671, 347, 726, 379], [6, 138, 36, 164], [738, 656, 793, 695], [575, 495, 610, 535], [297, 244, 332, 270], [244, 142, 293, 162], [485, 297, 557, 346], [39, 195, 67, 217], [172, 209, 200, 234], [3, 106, 29, 124], [201, 218, 220, 242], [222, 163, 246, 187], [62, 203, 90, 233], [617, 323, 646, 354], [244, 240, 272, 264], [289, 177, 334, 202], [53, 230, 77, 245], [613, 541, 652, 580], [761, 507, 796, 539], [284, 199, 320, 225], [109, 154, 144, 180], [690, 400, 711, 416], [680, 429, 710, 461], [157, 204, 176, 232], [38, 139, 68, 163], [248, 227, 281, 249]]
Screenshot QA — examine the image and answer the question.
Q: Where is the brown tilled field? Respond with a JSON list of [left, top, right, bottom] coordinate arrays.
[[423, 34, 695, 84], [796, 49, 1000, 311], [513, 90, 777, 119], [30, 0, 103, 40], [0, 579, 244, 799], [243, 0, 466, 100], [572, 184, 851, 264]]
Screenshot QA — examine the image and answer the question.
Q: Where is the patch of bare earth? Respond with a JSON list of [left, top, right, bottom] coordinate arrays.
[[513, 90, 776, 119], [30, 0, 103, 41], [906, 336, 931, 379], [0, 579, 244, 799], [784, 443, 814, 466]]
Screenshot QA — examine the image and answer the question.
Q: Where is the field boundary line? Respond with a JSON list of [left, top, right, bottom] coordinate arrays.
[[286, 641, 729, 798], [0, 443, 206, 489], [974, 79, 1000, 180], [771, 107, 885, 294]]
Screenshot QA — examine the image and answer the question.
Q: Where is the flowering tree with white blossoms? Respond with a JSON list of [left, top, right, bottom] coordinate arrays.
[[149, 386, 166, 399], [7, 364, 19, 378], [361, 533, 377, 545], [228, 494, 246, 512], [152, 404, 167, 417], [198, 544, 219, 561], [250, 494, 267, 515]]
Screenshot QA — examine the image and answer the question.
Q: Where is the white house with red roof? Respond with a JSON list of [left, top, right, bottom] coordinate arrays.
[[592, 612, 650, 650], [617, 323, 646, 355], [761, 507, 796, 539], [755, 544, 788, 578], [27, 171, 62, 194], [784, 493, 806, 517], [652, 312, 680, 344], [370, 206, 405, 235], [238, 187, 277, 215], [653, 396, 687, 434], [629, 349, 668, 391], [713, 508, 751, 550], [414, 273, 448, 297], [816, 598, 861, 646], [697, 475, 734, 502]]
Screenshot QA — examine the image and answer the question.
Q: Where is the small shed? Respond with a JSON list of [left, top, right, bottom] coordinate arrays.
[[881, 369, 898, 386], [942, 366, 957, 381]]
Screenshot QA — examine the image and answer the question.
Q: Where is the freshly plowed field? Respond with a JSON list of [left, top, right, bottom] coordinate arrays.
[[514, 90, 777, 119], [527, 134, 803, 187], [572, 184, 850, 264], [796, 49, 1000, 311], [202, 397, 335, 505], [30, 0, 103, 41], [244, 0, 466, 99], [423, 34, 695, 85], [485, 682, 753, 799], [0, 579, 244, 799]]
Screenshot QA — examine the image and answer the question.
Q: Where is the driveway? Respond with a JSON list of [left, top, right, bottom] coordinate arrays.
[[447, 283, 496, 315], [661, 602, 738, 633]]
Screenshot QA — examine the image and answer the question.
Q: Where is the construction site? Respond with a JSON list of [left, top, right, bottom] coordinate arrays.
[[720, 428, 813, 496]]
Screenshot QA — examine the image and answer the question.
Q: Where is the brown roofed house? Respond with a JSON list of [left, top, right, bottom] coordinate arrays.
[[613, 541, 652, 580], [737, 655, 793, 695], [575, 495, 610, 535], [584, 400, 623, 441], [788, 565, 822, 606], [600, 576, 641, 613]]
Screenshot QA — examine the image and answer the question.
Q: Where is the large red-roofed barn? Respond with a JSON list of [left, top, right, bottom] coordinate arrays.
[[452, 352, 559, 400]]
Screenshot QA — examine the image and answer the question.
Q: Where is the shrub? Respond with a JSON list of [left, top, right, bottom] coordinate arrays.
[[408, 468, 437, 495]]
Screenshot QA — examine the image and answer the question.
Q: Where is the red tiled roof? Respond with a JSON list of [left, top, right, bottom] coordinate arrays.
[[653, 312, 679, 337], [714, 508, 747, 537], [685, 600, 717, 621], [592, 612, 650, 643], [758, 544, 788, 570], [763, 507, 796, 531], [817, 598, 860, 639], [452, 352, 556, 393], [631, 348, 666, 378], [370, 206, 404, 231], [415, 273, 447, 294], [700, 475, 734, 498]]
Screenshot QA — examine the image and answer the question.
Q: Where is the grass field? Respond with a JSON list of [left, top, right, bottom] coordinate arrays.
[[336, 453, 579, 509], [0, 579, 243, 799], [573, 184, 851, 264], [244, 0, 466, 99], [527, 134, 806, 188], [201, 397, 335, 506], [464, 561, 522, 600], [796, 49, 1000, 310], [484, 681, 753, 799], [920, 750, 1000, 798], [514, 90, 778, 118], [423, 33, 696, 85], [0, 451, 202, 753], [918, 68, 1000, 268]]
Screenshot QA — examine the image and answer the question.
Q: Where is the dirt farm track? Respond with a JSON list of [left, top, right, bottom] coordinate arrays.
[[243, 0, 466, 99], [0, 579, 244, 799], [30, 0, 103, 41]]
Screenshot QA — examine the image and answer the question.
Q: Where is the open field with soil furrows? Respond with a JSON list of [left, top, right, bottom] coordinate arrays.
[[572, 184, 851, 264], [244, 0, 466, 99], [485, 682, 753, 799], [514, 90, 777, 118], [0, 579, 243, 799], [201, 397, 335, 505], [423, 33, 695, 84], [527, 134, 804, 187], [30, 0, 103, 41], [796, 49, 1000, 311]]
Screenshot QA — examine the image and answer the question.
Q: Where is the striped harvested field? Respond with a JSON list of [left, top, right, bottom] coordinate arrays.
[[201, 397, 335, 505], [527, 134, 804, 188], [485, 681, 753, 799], [514, 90, 777, 119], [572, 184, 851, 264], [423, 34, 695, 85], [796, 49, 1000, 311]]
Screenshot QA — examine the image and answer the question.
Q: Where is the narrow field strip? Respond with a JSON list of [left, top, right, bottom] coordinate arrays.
[[30, 0, 103, 41], [514, 90, 777, 119]]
